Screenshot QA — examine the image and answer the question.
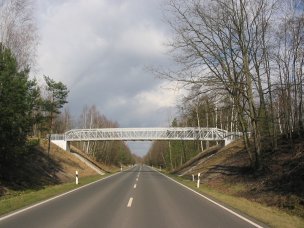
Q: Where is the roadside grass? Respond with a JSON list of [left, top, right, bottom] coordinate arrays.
[[169, 175, 304, 228], [0, 174, 107, 217]]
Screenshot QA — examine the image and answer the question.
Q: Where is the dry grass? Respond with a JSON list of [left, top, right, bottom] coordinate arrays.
[[70, 145, 120, 173], [39, 140, 98, 181], [173, 145, 222, 175], [0, 139, 102, 198], [188, 140, 247, 176]]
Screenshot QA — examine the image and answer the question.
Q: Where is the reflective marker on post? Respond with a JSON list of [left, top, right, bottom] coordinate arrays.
[[76, 171, 79, 185], [197, 173, 200, 188]]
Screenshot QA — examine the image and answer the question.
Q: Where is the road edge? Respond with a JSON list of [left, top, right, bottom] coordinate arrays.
[[0, 165, 135, 222], [151, 167, 265, 228]]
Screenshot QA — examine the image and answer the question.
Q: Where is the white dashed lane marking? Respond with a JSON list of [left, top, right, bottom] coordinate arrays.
[[127, 197, 133, 208]]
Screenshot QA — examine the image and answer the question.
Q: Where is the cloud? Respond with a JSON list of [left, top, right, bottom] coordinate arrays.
[[117, 24, 167, 58], [35, 0, 177, 155], [102, 81, 178, 127], [135, 83, 177, 111]]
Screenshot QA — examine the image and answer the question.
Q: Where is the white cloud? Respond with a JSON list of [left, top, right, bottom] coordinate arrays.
[[134, 82, 177, 114], [35, 0, 178, 155]]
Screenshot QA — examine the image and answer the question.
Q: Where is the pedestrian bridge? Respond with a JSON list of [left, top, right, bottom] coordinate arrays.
[[50, 127, 242, 151]]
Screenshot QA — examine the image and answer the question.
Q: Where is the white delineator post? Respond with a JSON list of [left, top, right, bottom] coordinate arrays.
[[76, 170, 79, 185], [192, 174, 195, 182], [120, 165, 122, 172], [197, 173, 200, 188]]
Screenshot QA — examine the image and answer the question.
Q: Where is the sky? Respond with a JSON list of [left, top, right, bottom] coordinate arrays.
[[34, 0, 181, 156]]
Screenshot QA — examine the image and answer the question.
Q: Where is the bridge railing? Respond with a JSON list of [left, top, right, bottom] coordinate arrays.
[[50, 134, 66, 140], [50, 128, 244, 142], [60, 128, 241, 141]]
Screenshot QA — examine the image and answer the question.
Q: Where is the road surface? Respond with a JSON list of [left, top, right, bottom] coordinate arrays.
[[0, 165, 264, 228]]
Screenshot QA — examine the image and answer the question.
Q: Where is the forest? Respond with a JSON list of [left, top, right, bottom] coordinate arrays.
[[145, 0, 304, 171], [0, 0, 134, 178], [54, 105, 135, 166]]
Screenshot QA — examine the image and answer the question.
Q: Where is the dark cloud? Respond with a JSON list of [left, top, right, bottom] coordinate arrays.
[[35, 0, 178, 155]]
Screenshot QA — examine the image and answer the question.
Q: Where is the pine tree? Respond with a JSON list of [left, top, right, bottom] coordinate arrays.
[[43, 75, 69, 134], [0, 46, 38, 176]]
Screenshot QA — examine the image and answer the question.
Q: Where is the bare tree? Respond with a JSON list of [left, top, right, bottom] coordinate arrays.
[[0, 0, 37, 69], [272, 0, 304, 144], [74, 105, 134, 165], [162, 0, 281, 170]]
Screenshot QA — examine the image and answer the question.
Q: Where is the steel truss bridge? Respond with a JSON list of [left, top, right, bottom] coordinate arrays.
[[50, 128, 242, 151]]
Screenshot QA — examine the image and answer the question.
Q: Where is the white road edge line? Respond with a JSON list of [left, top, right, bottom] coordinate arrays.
[[0, 165, 136, 222], [151, 167, 263, 228], [127, 197, 133, 207], [134, 184, 137, 189]]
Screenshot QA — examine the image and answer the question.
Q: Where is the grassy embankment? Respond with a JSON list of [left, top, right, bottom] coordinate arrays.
[[165, 137, 304, 228], [0, 139, 117, 217]]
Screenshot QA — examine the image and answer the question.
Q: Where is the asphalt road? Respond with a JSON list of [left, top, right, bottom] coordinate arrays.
[[0, 165, 264, 228]]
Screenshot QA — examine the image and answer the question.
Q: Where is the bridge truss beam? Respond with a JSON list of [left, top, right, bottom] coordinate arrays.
[[51, 127, 241, 142]]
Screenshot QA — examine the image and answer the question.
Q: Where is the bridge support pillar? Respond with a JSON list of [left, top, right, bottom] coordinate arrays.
[[66, 141, 71, 152], [224, 139, 232, 146]]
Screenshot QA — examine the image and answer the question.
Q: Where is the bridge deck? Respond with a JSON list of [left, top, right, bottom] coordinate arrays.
[[51, 127, 241, 142]]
